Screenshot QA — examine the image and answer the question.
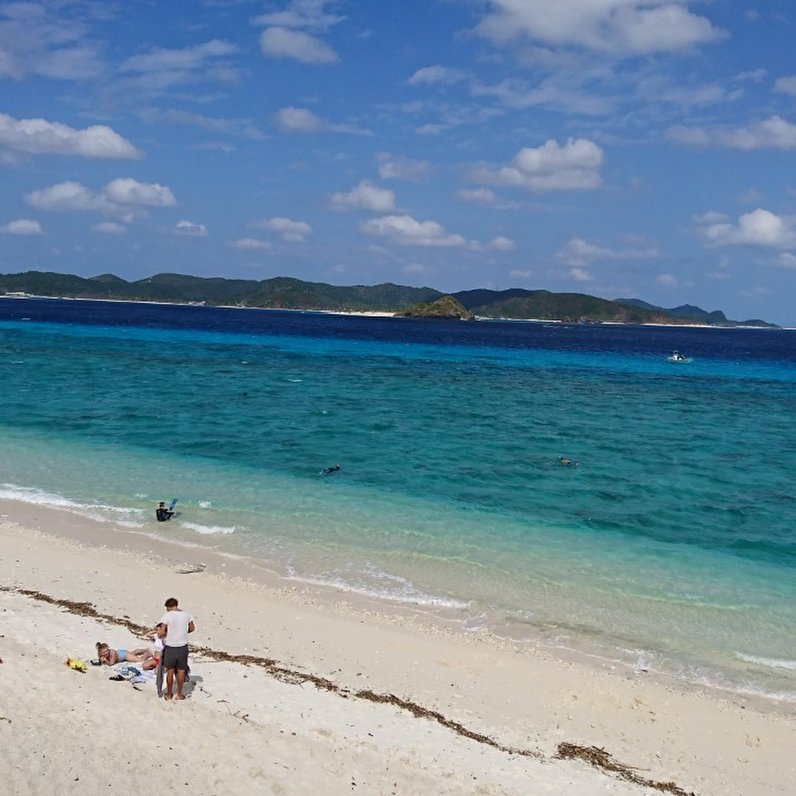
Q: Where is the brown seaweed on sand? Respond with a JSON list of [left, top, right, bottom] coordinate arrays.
[[556, 743, 696, 795], [4, 586, 697, 794]]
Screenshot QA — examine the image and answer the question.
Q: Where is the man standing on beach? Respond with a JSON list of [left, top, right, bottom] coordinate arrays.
[[158, 597, 194, 701]]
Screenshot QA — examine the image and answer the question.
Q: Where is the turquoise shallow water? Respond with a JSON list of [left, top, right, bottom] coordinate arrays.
[[1, 298, 795, 700]]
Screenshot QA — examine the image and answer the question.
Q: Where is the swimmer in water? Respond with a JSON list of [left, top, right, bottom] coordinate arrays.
[[559, 456, 580, 467], [320, 464, 341, 476]]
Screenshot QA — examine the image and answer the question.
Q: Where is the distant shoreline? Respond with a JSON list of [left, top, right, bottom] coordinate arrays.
[[2, 291, 788, 329]]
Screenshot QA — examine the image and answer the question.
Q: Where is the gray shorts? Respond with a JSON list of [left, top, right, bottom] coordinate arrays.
[[162, 644, 189, 671]]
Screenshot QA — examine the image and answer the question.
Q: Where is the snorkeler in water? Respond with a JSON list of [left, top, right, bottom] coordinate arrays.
[[559, 456, 580, 468], [320, 464, 341, 476]]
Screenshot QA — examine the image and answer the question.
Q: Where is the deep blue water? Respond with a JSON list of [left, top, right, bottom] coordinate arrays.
[[1, 297, 794, 699]]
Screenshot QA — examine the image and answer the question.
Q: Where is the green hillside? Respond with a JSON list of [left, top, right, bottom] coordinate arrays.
[[0, 270, 776, 327]]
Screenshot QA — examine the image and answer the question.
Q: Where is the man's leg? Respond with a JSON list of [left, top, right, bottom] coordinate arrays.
[[165, 667, 174, 699], [176, 668, 186, 699]]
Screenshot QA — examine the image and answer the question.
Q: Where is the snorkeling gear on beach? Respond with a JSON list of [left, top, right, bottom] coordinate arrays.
[[65, 657, 87, 672]]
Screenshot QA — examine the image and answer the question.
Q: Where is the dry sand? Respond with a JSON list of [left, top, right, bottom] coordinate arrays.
[[0, 504, 793, 795]]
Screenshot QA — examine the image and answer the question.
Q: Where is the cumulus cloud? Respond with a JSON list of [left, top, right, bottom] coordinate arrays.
[[774, 76, 796, 96], [376, 152, 431, 182], [256, 0, 341, 63], [260, 27, 338, 63], [331, 180, 396, 212], [656, 273, 678, 287], [25, 178, 177, 219], [696, 209, 796, 248], [556, 236, 660, 266], [254, 217, 312, 242], [273, 106, 323, 133], [776, 252, 796, 270], [567, 267, 594, 282], [667, 116, 796, 150], [105, 178, 176, 207], [488, 236, 515, 251], [25, 181, 107, 212], [174, 220, 207, 237], [408, 65, 467, 86], [0, 114, 141, 159], [360, 214, 468, 247], [473, 0, 724, 56], [2, 218, 42, 235], [92, 222, 126, 235], [272, 106, 370, 136], [472, 138, 604, 192], [229, 238, 271, 251]]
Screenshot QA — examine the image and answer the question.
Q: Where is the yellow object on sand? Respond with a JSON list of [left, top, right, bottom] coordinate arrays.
[[65, 657, 87, 672]]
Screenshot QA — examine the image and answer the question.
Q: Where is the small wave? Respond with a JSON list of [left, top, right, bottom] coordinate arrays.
[[198, 501, 212, 509], [283, 563, 469, 610], [736, 652, 796, 671], [180, 521, 236, 535], [0, 482, 147, 527]]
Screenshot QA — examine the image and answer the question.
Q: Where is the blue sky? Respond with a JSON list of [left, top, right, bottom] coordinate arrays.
[[2, 1, 796, 324]]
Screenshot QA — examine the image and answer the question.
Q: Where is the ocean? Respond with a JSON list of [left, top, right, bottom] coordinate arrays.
[[1, 297, 794, 701]]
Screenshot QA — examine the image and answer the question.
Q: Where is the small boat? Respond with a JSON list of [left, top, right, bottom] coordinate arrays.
[[667, 351, 692, 363]]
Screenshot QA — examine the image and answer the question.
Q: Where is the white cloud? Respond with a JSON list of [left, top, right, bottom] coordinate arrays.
[[360, 214, 468, 247], [174, 220, 207, 237], [229, 238, 271, 251], [457, 188, 499, 205], [273, 106, 323, 133], [474, 0, 724, 56], [376, 152, 431, 182], [255, 2, 344, 32], [25, 179, 176, 218], [25, 181, 107, 212], [0, 114, 140, 159], [123, 39, 236, 73], [776, 252, 796, 270], [509, 269, 534, 280], [472, 138, 603, 192], [105, 178, 176, 207], [2, 218, 42, 235], [656, 273, 678, 287], [697, 209, 796, 249], [488, 236, 515, 251], [667, 116, 796, 150], [255, 217, 312, 242], [408, 65, 467, 86], [0, 2, 104, 80], [557, 236, 660, 266], [92, 222, 126, 235], [121, 40, 238, 89], [567, 267, 593, 282], [774, 76, 796, 96], [260, 27, 338, 64], [331, 180, 396, 212], [140, 108, 264, 140]]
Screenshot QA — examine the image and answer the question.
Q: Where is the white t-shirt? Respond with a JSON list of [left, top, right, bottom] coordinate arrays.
[[159, 609, 193, 647]]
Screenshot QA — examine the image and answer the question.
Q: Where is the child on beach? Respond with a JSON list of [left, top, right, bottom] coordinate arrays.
[[142, 624, 165, 672], [95, 642, 152, 666]]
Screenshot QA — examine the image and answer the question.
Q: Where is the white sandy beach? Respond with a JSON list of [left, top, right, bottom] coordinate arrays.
[[1, 502, 794, 795]]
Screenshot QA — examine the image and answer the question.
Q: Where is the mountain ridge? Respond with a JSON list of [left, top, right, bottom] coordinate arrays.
[[0, 270, 777, 327]]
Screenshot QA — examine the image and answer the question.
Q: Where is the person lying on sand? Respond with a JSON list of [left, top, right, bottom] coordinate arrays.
[[95, 641, 152, 666]]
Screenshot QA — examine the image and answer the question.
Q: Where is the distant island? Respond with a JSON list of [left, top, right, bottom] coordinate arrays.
[[0, 270, 777, 327]]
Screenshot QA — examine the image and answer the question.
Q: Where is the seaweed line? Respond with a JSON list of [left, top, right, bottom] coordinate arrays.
[[3, 585, 695, 795]]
